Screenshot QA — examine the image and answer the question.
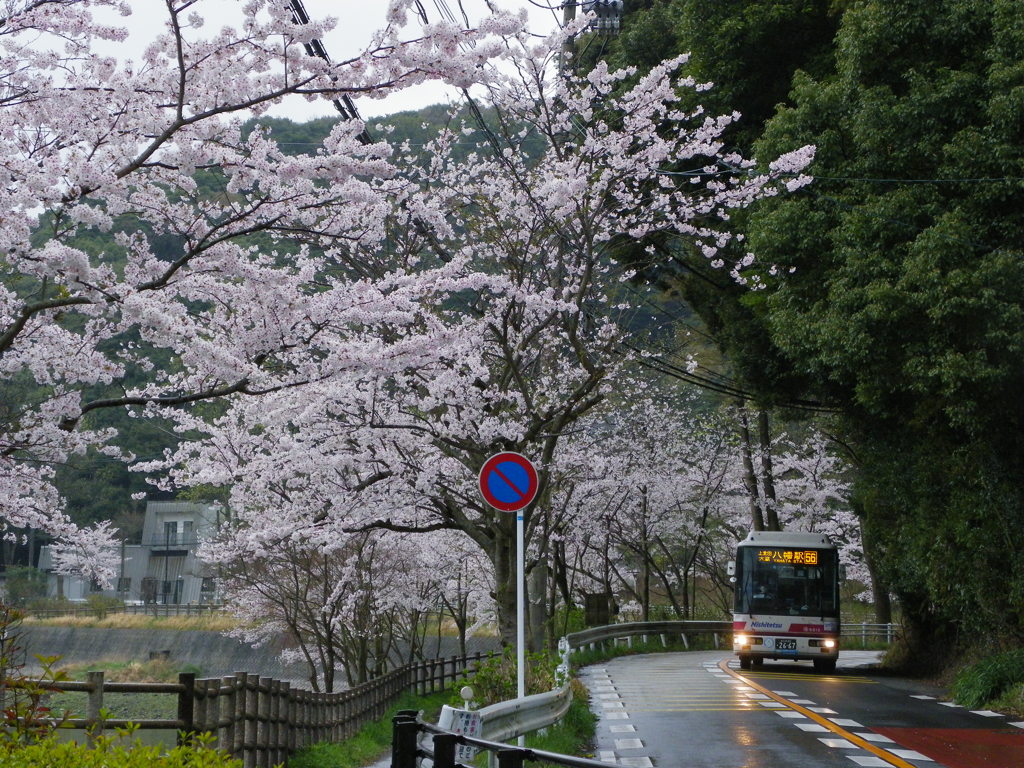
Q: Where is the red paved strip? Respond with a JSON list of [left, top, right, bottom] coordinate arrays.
[[873, 727, 1024, 768]]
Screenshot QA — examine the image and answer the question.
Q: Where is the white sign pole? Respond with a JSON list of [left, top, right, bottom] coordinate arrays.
[[516, 510, 526, 747], [478, 452, 537, 751]]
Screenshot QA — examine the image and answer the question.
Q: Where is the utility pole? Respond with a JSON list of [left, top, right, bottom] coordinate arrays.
[[561, 2, 577, 75]]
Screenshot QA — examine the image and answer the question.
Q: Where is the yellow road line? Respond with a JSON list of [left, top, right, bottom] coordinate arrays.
[[717, 659, 917, 768], [741, 673, 876, 683], [618, 707, 772, 712]]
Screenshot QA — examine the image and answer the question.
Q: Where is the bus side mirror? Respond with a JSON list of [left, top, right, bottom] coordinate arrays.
[[726, 560, 735, 577]]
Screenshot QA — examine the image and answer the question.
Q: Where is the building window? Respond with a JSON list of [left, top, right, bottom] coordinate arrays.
[[141, 577, 157, 604], [199, 577, 216, 603], [116, 577, 131, 594]]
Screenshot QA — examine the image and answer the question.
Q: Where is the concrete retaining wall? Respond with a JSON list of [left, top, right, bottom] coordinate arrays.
[[22, 626, 311, 684], [20, 626, 500, 686]]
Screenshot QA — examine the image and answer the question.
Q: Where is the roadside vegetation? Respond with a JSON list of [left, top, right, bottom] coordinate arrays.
[[22, 612, 239, 632], [951, 649, 1024, 718]]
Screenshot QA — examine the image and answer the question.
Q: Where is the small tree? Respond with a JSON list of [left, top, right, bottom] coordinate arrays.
[[3, 567, 48, 607]]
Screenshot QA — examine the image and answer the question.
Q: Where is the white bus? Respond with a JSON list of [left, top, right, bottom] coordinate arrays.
[[729, 530, 841, 673]]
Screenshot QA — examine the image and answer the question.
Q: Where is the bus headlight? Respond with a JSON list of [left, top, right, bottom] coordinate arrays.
[[735, 634, 750, 646], [823, 639, 836, 649]]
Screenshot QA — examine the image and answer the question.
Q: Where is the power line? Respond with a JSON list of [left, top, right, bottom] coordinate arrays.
[[287, 0, 371, 144]]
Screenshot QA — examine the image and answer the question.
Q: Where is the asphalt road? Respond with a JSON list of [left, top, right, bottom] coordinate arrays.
[[580, 651, 1024, 768]]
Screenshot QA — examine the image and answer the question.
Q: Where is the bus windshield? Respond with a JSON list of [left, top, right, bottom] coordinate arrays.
[[734, 546, 839, 618]]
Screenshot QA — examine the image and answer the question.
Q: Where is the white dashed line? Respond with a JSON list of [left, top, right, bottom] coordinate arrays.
[[614, 738, 644, 750], [888, 748, 932, 761], [808, 707, 837, 714], [829, 718, 864, 727], [910, 694, 936, 700], [819, 738, 859, 749], [847, 757, 890, 767], [1011, 721, 1024, 729], [794, 723, 829, 732], [939, 701, 963, 708], [969, 710, 1004, 717], [618, 758, 654, 767], [854, 732, 895, 743]]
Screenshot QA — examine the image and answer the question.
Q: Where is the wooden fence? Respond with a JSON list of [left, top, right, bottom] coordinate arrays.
[[43, 652, 491, 768]]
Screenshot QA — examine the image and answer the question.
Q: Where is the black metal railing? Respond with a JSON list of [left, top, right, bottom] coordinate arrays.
[[392, 711, 611, 768]]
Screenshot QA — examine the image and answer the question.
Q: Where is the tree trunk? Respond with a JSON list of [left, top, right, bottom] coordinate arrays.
[[738, 404, 765, 531], [529, 561, 547, 652], [491, 520, 518, 648], [860, 518, 892, 623], [758, 410, 782, 531]]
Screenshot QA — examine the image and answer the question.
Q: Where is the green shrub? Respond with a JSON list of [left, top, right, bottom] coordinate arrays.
[[4, 567, 48, 606], [0, 733, 241, 768], [952, 649, 1024, 708], [86, 594, 125, 619], [451, 648, 556, 707]]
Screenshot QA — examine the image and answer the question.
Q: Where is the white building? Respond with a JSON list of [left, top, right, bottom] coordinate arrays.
[[38, 500, 224, 605]]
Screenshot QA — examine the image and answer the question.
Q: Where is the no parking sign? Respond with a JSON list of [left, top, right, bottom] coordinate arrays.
[[478, 452, 538, 512]]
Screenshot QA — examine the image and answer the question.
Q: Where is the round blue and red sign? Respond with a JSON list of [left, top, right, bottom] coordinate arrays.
[[478, 452, 539, 513]]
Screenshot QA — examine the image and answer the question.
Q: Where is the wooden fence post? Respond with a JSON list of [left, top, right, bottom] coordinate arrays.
[[177, 672, 196, 747], [86, 670, 104, 747], [220, 675, 236, 753], [276, 681, 289, 766], [257, 676, 271, 768], [234, 675, 249, 765]]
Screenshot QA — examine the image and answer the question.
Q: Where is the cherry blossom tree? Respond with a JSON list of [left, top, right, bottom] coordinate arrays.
[[150, 18, 814, 646], [548, 387, 740, 621], [212, 526, 445, 691], [0, 0, 522, 581]]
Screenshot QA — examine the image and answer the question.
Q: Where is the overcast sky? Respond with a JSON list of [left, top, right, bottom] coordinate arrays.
[[96, 1, 564, 121]]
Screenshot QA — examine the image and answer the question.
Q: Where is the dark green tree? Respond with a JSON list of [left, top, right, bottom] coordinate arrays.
[[749, 0, 1024, 657]]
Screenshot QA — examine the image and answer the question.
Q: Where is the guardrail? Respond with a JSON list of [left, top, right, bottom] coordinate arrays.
[[565, 619, 900, 652], [843, 622, 900, 646], [566, 620, 731, 652]]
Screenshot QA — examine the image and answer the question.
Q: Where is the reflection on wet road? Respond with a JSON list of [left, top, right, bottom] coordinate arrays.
[[581, 651, 1024, 768]]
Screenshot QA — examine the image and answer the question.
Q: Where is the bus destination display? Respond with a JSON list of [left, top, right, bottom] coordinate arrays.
[[757, 549, 819, 565]]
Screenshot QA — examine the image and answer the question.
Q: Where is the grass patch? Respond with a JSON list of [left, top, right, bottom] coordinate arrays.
[[987, 681, 1024, 718], [56, 657, 202, 683], [952, 649, 1024, 711], [523, 681, 597, 758], [23, 613, 240, 631], [46, 658, 205, 721], [288, 689, 451, 768]]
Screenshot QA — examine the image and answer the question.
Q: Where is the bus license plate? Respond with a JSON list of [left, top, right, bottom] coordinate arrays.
[[776, 639, 797, 652]]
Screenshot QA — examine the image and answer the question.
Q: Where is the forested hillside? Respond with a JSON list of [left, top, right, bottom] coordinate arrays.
[[603, 0, 1024, 661]]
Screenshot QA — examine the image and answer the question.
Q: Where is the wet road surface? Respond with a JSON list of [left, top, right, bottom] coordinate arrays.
[[580, 651, 1024, 768]]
